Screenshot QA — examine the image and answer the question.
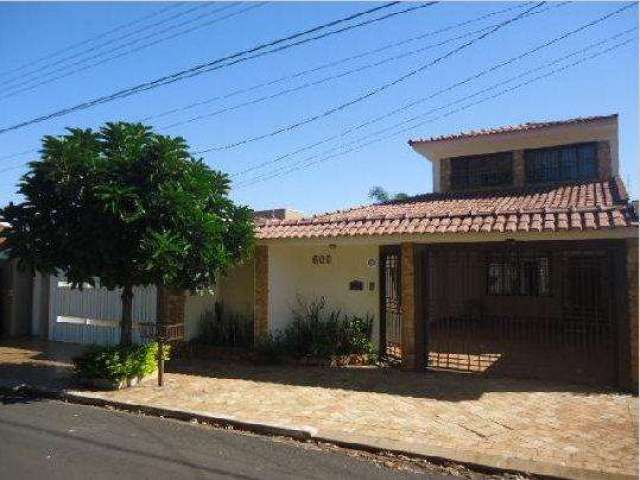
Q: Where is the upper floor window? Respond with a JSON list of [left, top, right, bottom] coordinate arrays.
[[525, 142, 598, 184], [449, 151, 513, 190]]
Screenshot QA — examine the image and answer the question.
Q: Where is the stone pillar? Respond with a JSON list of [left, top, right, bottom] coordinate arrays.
[[598, 141, 613, 179], [401, 242, 425, 369], [513, 150, 525, 187], [626, 238, 638, 392], [254, 245, 270, 342]]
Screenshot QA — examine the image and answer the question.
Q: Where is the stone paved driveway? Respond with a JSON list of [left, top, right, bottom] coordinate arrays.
[[1, 340, 637, 478]]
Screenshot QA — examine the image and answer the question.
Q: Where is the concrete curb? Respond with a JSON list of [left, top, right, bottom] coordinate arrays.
[[2, 384, 635, 480]]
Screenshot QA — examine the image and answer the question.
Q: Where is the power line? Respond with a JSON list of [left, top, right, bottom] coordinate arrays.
[[1, 33, 633, 181], [198, 2, 547, 153], [283, 30, 637, 184], [160, 25, 507, 130], [236, 37, 633, 189], [1, 3, 263, 100], [0, 2, 186, 79], [0, 2, 420, 136], [124, 3, 438, 102], [160, 2, 568, 131], [336, 2, 637, 139], [141, 1, 533, 123], [0, 3, 203, 89], [229, 3, 636, 178]]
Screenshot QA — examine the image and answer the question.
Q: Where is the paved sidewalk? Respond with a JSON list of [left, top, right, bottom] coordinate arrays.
[[1, 340, 637, 479]]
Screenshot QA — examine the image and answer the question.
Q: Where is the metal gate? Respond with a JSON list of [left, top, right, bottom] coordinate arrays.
[[423, 241, 620, 385], [380, 246, 402, 357], [49, 275, 157, 346]]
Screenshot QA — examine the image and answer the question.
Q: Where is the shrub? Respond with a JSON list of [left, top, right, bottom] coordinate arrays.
[[254, 332, 285, 363], [73, 342, 170, 382], [197, 302, 253, 348], [276, 297, 377, 359]]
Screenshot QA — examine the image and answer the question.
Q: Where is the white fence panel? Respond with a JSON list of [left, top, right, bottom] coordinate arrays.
[[49, 275, 156, 346]]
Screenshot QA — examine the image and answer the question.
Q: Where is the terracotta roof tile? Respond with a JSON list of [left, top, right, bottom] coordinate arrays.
[[256, 177, 636, 240], [408, 114, 617, 145]]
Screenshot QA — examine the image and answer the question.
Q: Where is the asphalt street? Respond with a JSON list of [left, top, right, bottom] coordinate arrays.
[[0, 394, 458, 480]]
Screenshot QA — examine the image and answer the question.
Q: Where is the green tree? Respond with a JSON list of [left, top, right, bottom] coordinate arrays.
[[368, 186, 409, 203], [1, 122, 254, 345]]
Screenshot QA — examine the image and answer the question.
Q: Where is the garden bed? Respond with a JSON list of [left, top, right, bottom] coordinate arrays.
[[179, 343, 375, 367], [73, 342, 168, 391]]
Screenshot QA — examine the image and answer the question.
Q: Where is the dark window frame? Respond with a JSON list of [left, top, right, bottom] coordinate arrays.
[[449, 151, 513, 190], [524, 142, 598, 184], [487, 254, 551, 297]]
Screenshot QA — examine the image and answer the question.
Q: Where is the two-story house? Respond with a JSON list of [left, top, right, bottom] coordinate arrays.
[[244, 114, 638, 389], [22, 114, 637, 391]]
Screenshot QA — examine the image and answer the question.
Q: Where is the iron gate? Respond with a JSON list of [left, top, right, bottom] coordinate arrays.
[[423, 241, 621, 385], [380, 246, 402, 357]]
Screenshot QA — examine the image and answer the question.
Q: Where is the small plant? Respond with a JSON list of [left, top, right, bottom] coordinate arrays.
[[197, 302, 253, 348], [73, 342, 170, 383], [254, 333, 285, 363], [276, 297, 377, 359]]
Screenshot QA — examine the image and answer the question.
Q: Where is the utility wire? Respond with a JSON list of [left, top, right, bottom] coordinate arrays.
[[161, 25, 505, 130], [236, 37, 633, 189], [0, 2, 427, 158], [127, 3, 438, 101], [0, 2, 185, 79], [199, 2, 546, 153], [0, 3, 207, 90], [1, 3, 264, 100], [161, 2, 568, 131], [141, 1, 534, 123], [0, 2, 418, 136], [229, 3, 636, 178]]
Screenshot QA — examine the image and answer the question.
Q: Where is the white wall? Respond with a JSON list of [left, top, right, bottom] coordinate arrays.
[[217, 261, 254, 320], [184, 290, 218, 341], [268, 244, 380, 340]]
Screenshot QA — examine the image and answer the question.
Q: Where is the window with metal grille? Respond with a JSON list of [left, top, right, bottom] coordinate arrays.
[[449, 151, 513, 190], [525, 142, 598, 183], [487, 255, 550, 296]]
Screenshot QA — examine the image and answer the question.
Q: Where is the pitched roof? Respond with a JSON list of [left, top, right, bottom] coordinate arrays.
[[256, 177, 637, 240], [408, 114, 617, 145]]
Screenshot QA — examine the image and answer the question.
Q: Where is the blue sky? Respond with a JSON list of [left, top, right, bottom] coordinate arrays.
[[0, 1, 637, 215]]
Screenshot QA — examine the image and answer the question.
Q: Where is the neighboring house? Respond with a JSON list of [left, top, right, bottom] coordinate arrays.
[[224, 114, 637, 389], [29, 276, 214, 345], [0, 226, 34, 338]]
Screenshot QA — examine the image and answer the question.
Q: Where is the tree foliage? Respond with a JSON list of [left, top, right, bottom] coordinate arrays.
[[1, 122, 255, 344], [368, 185, 409, 203]]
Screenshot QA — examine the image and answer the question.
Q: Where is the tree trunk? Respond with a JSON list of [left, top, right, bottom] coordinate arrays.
[[120, 284, 134, 346]]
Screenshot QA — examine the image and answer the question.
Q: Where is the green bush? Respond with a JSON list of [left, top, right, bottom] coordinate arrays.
[[267, 297, 376, 359], [73, 342, 170, 382], [254, 332, 285, 363], [197, 302, 253, 348]]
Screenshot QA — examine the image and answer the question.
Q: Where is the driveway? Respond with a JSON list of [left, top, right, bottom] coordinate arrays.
[[1, 340, 637, 478]]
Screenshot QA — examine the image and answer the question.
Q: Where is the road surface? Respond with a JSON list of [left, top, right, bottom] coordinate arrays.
[[0, 393, 457, 480]]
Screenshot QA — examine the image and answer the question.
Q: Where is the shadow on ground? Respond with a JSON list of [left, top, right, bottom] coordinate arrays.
[[0, 338, 624, 402], [166, 357, 618, 402]]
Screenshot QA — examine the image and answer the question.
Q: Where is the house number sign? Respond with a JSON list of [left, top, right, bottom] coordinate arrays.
[[312, 254, 332, 265]]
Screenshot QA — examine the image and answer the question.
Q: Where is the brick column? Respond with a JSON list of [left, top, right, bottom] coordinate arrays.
[[401, 242, 425, 369], [598, 141, 613, 179], [157, 287, 186, 326], [254, 245, 270, 342], [626, 238, 638, 392], [513, 150, 525, 187]]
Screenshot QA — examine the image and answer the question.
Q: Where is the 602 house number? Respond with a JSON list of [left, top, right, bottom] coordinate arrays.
[[312, 254, 332, 265]]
